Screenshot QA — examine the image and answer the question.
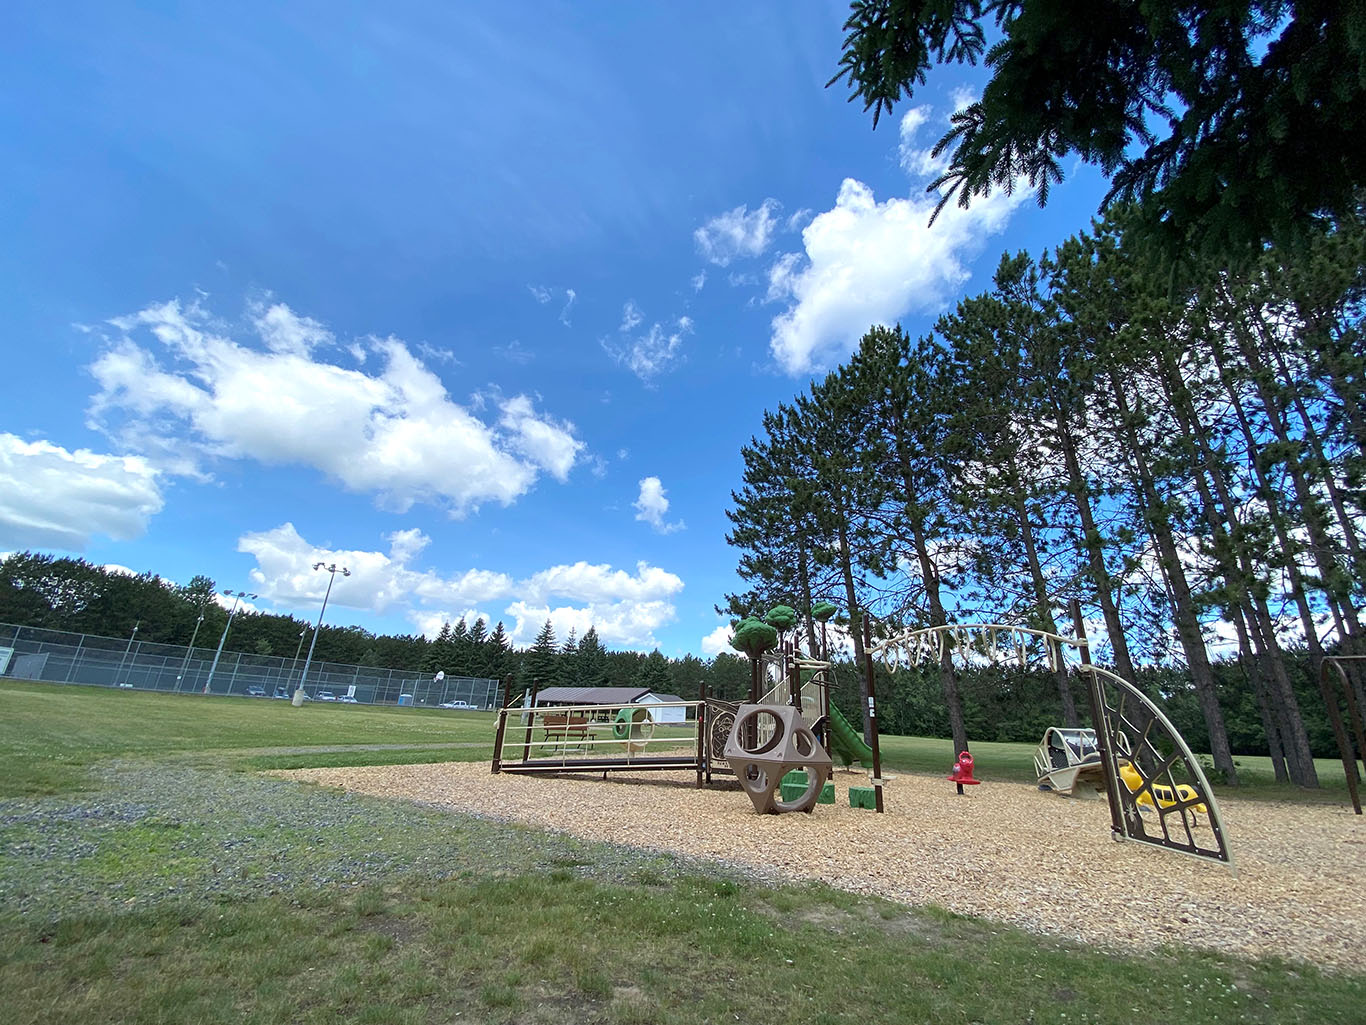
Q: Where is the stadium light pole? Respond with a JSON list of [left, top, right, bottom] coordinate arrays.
[[204, 590, 257, 694], [115, 621, 140, 689], [295, 562, 349, 703], [175, 611, 206, 692]]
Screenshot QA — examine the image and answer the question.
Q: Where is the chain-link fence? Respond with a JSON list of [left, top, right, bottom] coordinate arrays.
[[0, 622, 499, 708]]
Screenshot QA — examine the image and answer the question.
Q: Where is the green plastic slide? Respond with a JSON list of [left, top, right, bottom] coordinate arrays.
[[827, 703, 874, 767]]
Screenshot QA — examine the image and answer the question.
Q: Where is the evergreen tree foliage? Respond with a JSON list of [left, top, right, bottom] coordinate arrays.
[[829, 0, 1366, 260]]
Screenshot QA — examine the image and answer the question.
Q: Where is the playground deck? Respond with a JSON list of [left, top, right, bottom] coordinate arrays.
[[287, 761, 1366, 974]]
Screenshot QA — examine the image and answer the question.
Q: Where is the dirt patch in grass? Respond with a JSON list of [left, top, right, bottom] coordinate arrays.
[[283, 761, 1366, 973]]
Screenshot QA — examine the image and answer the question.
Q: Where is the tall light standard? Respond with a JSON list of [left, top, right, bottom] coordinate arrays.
[[295, 562, 349, 703], [205, 590, 257, 694], [176, 610, 206, 692], [115, 621, 140, 688]]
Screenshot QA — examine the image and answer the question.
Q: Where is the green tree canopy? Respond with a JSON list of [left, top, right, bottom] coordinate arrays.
[[811, 601, 839, 623], [829, 0, 1366, 260], [764, 605, 799, 632], [729, 617, 778, 659]]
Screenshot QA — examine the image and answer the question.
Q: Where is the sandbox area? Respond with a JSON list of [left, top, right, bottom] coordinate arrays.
[[284, 762, 1365, 972]]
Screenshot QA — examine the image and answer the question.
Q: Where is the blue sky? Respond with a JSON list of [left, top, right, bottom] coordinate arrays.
[[0, 2, 1110, 656]]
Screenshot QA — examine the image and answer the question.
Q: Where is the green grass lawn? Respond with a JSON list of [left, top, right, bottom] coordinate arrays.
[[1, 679, 1362, 1024], [0, 680, 496, 796]]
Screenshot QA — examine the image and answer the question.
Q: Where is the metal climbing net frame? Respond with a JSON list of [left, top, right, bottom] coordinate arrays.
[[867, 622, 1234, 868]]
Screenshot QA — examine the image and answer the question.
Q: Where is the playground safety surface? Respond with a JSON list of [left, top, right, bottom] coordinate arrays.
[[284, 762, 1365, 973]]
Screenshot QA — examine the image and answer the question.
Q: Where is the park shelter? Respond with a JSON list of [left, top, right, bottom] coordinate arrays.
[[533, 686, 650, 707]]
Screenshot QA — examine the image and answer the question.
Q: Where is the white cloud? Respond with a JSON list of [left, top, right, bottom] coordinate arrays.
[[690, 271, 707, 292], [518, 560, 683, 605], [504, 599, 677, 651], [498, 395, 583, 481], [528, 285, 552, 304], [0, 433, 163, 550], [694, 199, 781, 266], [897, 106, 945, 178], [250, 301, 332, 357], [619, 300, 644, 333], [409, 608, 490, 640], [415, 341, 460, 365], [633, 476, 685, 534], [88, 298, 583, 516], [603, 316, 693, 382], [700, 621, 732, 657], [238, 524, 684, 650], [559, 288, 577, 326], [765, 177, 1026, 374]]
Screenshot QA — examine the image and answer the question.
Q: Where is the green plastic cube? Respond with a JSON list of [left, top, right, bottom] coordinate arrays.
[[817, 782, 835, 804], [780, 782, 808, 803], [782, 770, 808, 787], [849, 786, 877, 809]]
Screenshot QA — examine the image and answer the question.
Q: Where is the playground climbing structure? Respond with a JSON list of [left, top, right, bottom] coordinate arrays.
[[867, 622, 1233, 868]]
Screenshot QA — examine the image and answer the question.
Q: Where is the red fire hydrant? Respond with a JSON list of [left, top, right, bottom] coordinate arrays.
[[947, 751, 980, 795]]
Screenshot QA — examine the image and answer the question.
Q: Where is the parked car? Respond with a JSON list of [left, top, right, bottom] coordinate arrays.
[[246, 685, 266, 697], [316, 690, 336, 701], [440, 700, 473, 710], [272, 686, 291, 699], [339, 695, 358, 704]]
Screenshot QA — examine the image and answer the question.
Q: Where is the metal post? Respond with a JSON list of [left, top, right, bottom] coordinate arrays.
[[64, 633, 85, 683], [206, 591, 256, 694], [115, 622, 140, 688], [861, 618, 885, 813], [176, 614, 205, 692], [296, 563, 349, 702]]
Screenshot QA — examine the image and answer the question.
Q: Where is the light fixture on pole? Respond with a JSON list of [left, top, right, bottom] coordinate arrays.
[[204, 590, 258, 694], [294, 562, 350, 704], [176, 610, 207, 692]]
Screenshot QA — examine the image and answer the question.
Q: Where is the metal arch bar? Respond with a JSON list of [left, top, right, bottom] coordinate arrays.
[[868, 623, 1090, 664], [1084, 664, 1234, 869]]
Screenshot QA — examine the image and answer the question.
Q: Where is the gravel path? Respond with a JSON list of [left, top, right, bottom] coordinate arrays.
[[285, 762, 1366, 972]]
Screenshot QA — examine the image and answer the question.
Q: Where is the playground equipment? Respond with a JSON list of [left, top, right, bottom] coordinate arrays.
[[489, 607, 882, 814], [612, 706, 655, 754], [1034, 727, 1110, 796], [827, 702, 873, 767], [1117, 761, 1207, 821], [947, 751, 980, 794], [723, 704, 832, 813], [867, 621, 1232, 868]]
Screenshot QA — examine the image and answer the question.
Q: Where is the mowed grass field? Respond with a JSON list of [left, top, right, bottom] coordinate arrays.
[[1, 679, 1362, 1025]]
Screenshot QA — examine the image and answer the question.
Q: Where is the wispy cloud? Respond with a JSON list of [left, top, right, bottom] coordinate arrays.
[[694, 199, 781, 266]]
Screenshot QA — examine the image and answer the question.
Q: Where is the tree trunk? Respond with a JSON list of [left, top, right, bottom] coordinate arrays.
[[1103, 366, 1237, 783], [1010, 486, 1078, 725]]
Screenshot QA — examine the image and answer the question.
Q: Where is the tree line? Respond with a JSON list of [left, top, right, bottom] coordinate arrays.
[[724, 208, 1365, 789], [0, 551, 741, 699]]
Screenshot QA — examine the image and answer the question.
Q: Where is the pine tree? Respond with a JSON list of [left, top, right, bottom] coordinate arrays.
[[524, 619, 558, 696]]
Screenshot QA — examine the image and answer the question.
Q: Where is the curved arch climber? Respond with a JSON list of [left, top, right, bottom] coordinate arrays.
[[867, 622, 1233, 868], [1085, 664, 1231, 866]]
